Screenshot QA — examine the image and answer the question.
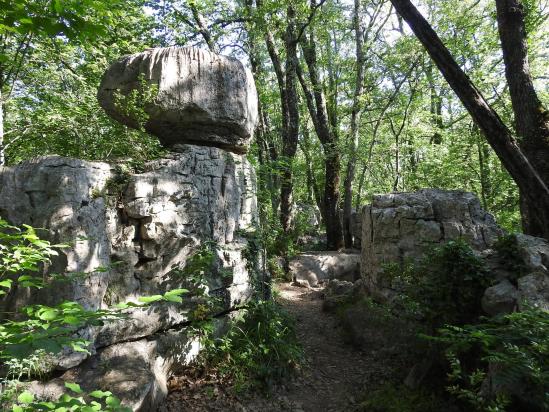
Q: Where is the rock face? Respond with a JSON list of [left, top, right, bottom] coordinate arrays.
[[350, 209, 362, 249], [482, 279, 518, 316], [361, 189, 503, 296], [290, 251, 361, 287], [360, 189, 549, 314], [98, 47, 258, 153], [0, 148, 259, 410]]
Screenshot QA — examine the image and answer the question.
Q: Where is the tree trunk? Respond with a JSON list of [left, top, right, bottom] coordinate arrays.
[[0, 89, 4, 166], [390, 0, 549, 240], [495, 0, 549, 237], [299, 33, 343, 250], [343, 0, 366, 248]]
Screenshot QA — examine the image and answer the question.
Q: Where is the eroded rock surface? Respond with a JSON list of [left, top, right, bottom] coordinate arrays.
[[98, 47, 258, 153], [290, 251, 360, 287], [0, 147, 259, 410], [361, 189, 503, 298]]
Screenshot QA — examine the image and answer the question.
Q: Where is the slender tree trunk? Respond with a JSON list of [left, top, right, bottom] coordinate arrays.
[[0, 88, 4, 166], [280, 5, 300, 238], [189, 2, 216, 52], [476, 127, 491, 210], [299, 33, 343, 250], [390, 0, 549, 240], [343, 0, 366, 248], [495, 0, 549, 237], [426, 63, 443, 144]]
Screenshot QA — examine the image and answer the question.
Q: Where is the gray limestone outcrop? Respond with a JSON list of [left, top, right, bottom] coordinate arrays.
[[290, 251, 361, 287], [0, 46, 262, 410], [98, 47, 258, 153], [361, 189, 503, 299], [0, 147, 259, 410], [360, 188, 549, 314]]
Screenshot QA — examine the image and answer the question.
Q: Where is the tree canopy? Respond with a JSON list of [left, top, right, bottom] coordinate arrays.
[[1, 0, 548, 236]]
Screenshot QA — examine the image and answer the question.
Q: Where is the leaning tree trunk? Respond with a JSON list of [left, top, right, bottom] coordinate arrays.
[[390, 0, 549, 240], [495, 0, 549, 237]]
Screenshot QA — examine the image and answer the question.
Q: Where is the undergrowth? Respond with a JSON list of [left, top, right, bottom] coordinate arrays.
[[199, 299, 303, 392], [369, 238, 549, 412]]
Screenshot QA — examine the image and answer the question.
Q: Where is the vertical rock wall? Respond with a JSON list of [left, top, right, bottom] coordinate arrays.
[[0, 46, 262, 410], [0, 148, 259, 409], [361, 189, 503, 300]]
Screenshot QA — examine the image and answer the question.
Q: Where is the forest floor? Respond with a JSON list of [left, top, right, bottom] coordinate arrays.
[[161, 282, 396, 412]]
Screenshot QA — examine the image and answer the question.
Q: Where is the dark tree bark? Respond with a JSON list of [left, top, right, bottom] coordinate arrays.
[[279, 5, 300, 238], [390, 0, 549, 240], [343, 0, 366, 248], [495, 0, 549, 237], [189, 2, 216, 52], [299, 32, 343, 250]]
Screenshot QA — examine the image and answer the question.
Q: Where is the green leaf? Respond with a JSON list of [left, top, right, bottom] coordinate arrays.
[[38, 309, 59, 320], [163, 294, 183, 303], [65, 382, 83, 394], [17, 391, 34, 404], [138, 295, 163, 303], [53, 0, 63, 13], [164, 288, 189, 296], [89, 390, 112, 398], [105, 396, 121, 407], [0, 279, 12, 288]]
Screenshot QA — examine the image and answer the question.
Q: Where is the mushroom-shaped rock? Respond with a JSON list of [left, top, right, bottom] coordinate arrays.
[[98, 47, 258, 153]]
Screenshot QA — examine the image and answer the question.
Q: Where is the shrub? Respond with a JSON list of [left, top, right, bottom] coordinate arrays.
[[0, 218, 166, 410], [200, 299, 303, 392], [403, 240, 490, 329], [429, 308, 549, 412], [493, 234, 526, 279]]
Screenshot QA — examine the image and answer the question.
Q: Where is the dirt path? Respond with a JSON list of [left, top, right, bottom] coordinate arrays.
[[163, 282, 380, 412]]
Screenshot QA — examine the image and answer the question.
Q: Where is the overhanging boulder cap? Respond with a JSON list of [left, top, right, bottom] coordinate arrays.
[[98, 46, 258, 153]]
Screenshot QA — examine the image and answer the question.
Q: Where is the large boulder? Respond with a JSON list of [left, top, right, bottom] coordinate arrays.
[[290, 251, 360, 287], [361, 189, 503, 298], [98, 47, 258, 153], [0, 148, 259, 410]]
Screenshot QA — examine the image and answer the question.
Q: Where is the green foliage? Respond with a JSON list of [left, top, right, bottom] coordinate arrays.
[[0, 219, 187, 410], [200, 300, 303, 392], [493, 234, 526, 279], [172, 241, 218, 288], [112, 73, 159, 131], [0, 218, 67, 294], [429, 309, 549, 411], [0, 301, 120, 360], [11, 382, 130, 412], [267, 257, 286, 281], [398, 240, 490, 329]]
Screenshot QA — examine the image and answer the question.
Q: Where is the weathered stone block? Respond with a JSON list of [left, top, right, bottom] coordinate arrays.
[[98, 47, 258, 153]]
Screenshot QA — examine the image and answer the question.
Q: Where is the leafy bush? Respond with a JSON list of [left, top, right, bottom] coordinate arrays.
[[430, 308, 549, 412], [401, 240, 490, 329], [11, 382, 130, 411], [200, 300, 303, 392], [493, 234, 526, 279]]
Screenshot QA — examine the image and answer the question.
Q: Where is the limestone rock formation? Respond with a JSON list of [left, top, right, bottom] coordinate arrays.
[[0, 148, 259, 409], [98, 47, 258, 153], [361, 189, 503, 298], [359, 189, 549, 313], [482, 279, 518, 316], [290, 251, 361, 287]]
